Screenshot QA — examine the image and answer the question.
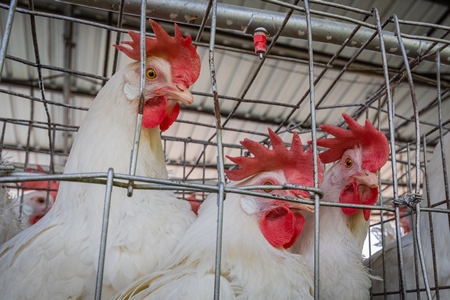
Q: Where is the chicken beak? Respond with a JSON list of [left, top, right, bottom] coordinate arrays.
[[354, 171, 378, 188], [289, 199, 315, 213], [167, 85, 194, 106]]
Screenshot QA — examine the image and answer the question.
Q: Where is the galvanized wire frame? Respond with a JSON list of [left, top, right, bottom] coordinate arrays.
[[1, 0, 450, 300]]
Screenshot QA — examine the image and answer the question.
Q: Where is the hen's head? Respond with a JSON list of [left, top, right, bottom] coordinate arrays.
[[21, 191, 55, 225], [315, 113, 390, 220], [114, 20, 201, 131], [21, 165, 59, 201], [225, 128, 324, 249]]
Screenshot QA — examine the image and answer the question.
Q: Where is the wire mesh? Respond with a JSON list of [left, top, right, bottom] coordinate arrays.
[[1, 0, 450, 299]]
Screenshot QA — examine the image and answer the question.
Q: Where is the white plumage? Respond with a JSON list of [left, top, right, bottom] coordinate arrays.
[[0, 21, 199, 299], [114, 129, 318, 299], [292, 147, 373, 300], [115, 171, 314, 300]]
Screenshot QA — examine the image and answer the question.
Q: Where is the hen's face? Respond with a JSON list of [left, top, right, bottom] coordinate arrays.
[[21, 191, 55, 225], [237, 171, 313, 249], [123, 57, 194, 130], [329, 147, 379, 220]]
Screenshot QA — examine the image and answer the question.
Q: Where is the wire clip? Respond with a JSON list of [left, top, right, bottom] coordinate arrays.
[[394, 193, 423, 209], [253, 27, 268, 60]]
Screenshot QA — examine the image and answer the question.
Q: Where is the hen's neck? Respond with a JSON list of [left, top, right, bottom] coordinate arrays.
[[64, 67, 168, 179]]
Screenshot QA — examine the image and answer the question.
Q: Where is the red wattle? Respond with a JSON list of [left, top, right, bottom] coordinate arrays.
[[340, 181, 379, 220], [362, 187, 378, 220], [142, 96, 166, 129], [260, 203, 303, 248], [31, 215, 43, 225], [339, 181, 359, 216], [160, 102, 180, 132], [284, 212, 305, 249]]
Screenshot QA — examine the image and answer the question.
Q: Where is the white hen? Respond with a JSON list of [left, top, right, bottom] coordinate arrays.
[[292, 114, 390, 300], [0, 20, 200, 299], [114, 129, 323, 300]]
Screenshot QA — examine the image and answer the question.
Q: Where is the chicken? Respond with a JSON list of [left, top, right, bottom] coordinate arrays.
[[0, 164, 57, 244], [291, 113, 390, 300], [17, 165, 58, 225], [368, 132, 450, 299], [0, 20, 200, 299], [114, 128, 324, 300]]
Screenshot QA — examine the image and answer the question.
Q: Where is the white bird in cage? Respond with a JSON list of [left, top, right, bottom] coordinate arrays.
[[0, 20, 200, 299], [114, 129, 323, 300], [0, 163, 57, 245], [368, 132, 450, 299], [291, 113, 390, 300]]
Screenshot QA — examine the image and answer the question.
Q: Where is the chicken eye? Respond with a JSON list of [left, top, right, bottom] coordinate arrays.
[[37, 198, 45, 204], [263, 182, 273, 193], [146, 68, 157, 79], [344, 158, 353, 168]]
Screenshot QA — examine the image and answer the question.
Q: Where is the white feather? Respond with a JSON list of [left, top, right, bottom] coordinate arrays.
[[0, 57, 196, 299], [292, 147, 372, 300], [114, 171, 314, 300]]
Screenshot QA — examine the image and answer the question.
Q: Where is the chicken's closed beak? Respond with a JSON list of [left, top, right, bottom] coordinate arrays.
[[167, 85, 194, 106], [354, 171, 378, 188]]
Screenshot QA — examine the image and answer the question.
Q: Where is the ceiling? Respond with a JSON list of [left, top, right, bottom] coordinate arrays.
[[1, 0, 450, 203]]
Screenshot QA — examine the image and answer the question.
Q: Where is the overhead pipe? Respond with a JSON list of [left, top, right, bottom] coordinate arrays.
[[56, 0, 450, 65]]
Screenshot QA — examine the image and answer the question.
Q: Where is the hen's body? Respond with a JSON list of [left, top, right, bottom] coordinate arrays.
[[292, 152, 372, 300], [115, 130, 318, 300], [117, 184, 313, 300], [292, 114, 389, 300], [0, 21, 199, 299]]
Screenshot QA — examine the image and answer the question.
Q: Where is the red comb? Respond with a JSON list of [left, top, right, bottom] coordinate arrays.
[[22, 165, 59, 200], [225, 129, 324, 196], [114, 19, 201, 88], [315, 113, 390, 172]]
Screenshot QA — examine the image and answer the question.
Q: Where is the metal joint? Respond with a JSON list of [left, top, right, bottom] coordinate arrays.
[[394, 193, 423, 209]]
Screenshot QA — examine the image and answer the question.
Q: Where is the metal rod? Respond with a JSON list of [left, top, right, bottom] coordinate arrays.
[[373, 7, 406, 299], [423, 136, 441, 297], [302, 0, 320, 298], [126, 0, 147, 197], [94, 168, 115, 300], [207, 1, 226, 299], [58, 0, 450, 65], [407, 143, 422, 299], [0, 0, 18, 79], [393, 14, 432, 299]]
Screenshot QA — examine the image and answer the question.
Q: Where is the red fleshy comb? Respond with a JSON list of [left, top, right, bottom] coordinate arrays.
[[225, 129, 324, 196], [21, 165, 59, 200], [315, 113, 390, 172], [114, 19, 201, 88]]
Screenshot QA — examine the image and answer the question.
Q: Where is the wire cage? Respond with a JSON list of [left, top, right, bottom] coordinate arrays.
[[0, 0, 450, 299]]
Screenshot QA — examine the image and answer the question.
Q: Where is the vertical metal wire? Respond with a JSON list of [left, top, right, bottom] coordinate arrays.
[[372, 7, 406, 299], [111, 0, 126, 75], [207, 1, 227, 299], [407, 143, 422, 299], [0, 0, 18, 78], [28, 0, 55, 173], [393, 14, 432, 299], [63, 5, 74, 156], [94, 168, 115, 300], [302, 0, 320, 298], [209, 0, 225, 300], [436, 50, 450, 232], [422, 136, 440, 298], [126, 0, 147, 197]]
